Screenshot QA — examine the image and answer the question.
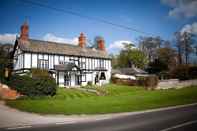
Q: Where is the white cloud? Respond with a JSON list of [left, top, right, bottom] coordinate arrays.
[[161, 0, 197, 18], [43, 33, 78, 45], [0, 33, 17, 44], [180, 22, 197, 35], [107, 40, 136, 53]]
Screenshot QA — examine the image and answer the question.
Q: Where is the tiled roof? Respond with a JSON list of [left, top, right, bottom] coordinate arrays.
[[17, 39, 110, 59], [112, 67, 147, 75]]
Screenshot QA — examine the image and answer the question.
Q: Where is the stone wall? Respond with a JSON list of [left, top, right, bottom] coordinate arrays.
[[157, 79, 197, 89]]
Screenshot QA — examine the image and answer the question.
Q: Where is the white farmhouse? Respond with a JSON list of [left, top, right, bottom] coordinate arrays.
[[12, 22, 111, 87]]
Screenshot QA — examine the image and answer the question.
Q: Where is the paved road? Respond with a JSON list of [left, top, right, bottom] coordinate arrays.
[[1, 104, 197, 131]]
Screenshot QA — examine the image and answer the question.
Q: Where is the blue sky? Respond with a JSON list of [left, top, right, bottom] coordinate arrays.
[[0, 0, 197, 53]]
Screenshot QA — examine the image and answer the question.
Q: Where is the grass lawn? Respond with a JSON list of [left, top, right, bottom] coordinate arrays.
[[6, 84, 197, 115]]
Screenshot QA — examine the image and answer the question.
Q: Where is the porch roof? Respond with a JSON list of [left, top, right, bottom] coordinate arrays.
[[54, 63, 80, 71]]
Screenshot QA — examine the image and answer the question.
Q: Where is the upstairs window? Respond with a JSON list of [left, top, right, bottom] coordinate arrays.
[[38, 59, 49, 69], [99, 59, 104, 68]]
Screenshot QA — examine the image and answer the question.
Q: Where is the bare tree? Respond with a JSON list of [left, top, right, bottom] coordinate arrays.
[[175, 32, 195, 64], [138, 36, 163, 62], [174, 32, 184, 65]]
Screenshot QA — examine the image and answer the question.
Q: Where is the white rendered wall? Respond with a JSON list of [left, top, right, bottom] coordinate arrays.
[[65, 56, 69, 62], [86, 73, 93, 83], [49, 55, 53, 69], [58, 72, 64, 87], [59, 56, 64, 63], [54, 55, 59, 65], [32, 54, 37, 68], [13, 48, 23, 70], [24, 53, 31, 68]]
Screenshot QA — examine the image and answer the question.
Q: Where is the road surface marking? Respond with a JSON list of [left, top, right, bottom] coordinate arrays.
[[7, 125, 32, 130], [160, 120, 197, 131], [55, 121, 76, 125]]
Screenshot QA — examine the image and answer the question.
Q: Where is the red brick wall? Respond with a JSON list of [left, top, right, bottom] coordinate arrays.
[[0, 85, 20, 100]]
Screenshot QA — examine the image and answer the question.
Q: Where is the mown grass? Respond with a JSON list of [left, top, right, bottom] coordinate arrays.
[[6, 84, 197, 115]]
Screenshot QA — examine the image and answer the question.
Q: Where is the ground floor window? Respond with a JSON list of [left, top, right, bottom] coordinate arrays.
[[95, 74, 99, 84], [81, 74, 86, 82]]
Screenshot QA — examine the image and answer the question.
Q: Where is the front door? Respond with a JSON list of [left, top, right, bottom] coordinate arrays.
[[75, 74, 80, 85], [64, 72, 70, 86]]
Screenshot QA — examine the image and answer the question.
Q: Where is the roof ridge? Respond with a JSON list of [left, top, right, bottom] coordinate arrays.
[[29, 38, 78, 47]]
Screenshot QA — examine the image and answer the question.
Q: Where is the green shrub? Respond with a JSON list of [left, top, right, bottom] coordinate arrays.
[[33, 76, 57, 96], [8, 74, 57, 97], [7, 75, 32, 93]]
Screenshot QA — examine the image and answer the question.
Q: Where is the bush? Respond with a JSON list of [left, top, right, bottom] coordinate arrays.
[[188, 66, 197, 79], [8, 73, 57, 97], [33, 76, 57, 96], [138, 75, 158, 90]]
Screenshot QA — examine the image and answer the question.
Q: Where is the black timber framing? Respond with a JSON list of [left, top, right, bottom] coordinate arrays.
[[37, 53, 39, 68], [53, 54, 55, 69], [14, 49, 110, 86], [57, 71, 59, 85], [48, 54, 49, 69], [23, 53, 25, 69], [30, 53, 32, 68]]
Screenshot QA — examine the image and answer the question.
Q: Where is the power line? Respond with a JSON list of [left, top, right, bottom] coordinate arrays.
[[20, 0, 153, 36]]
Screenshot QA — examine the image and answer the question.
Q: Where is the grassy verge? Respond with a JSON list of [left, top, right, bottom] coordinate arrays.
[[6, 84, 197, 115]]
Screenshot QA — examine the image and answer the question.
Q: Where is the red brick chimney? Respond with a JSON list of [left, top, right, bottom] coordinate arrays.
[[78, 33, 86, 48], [20, 21, 29, 41], [97, 39, 105, 51]]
